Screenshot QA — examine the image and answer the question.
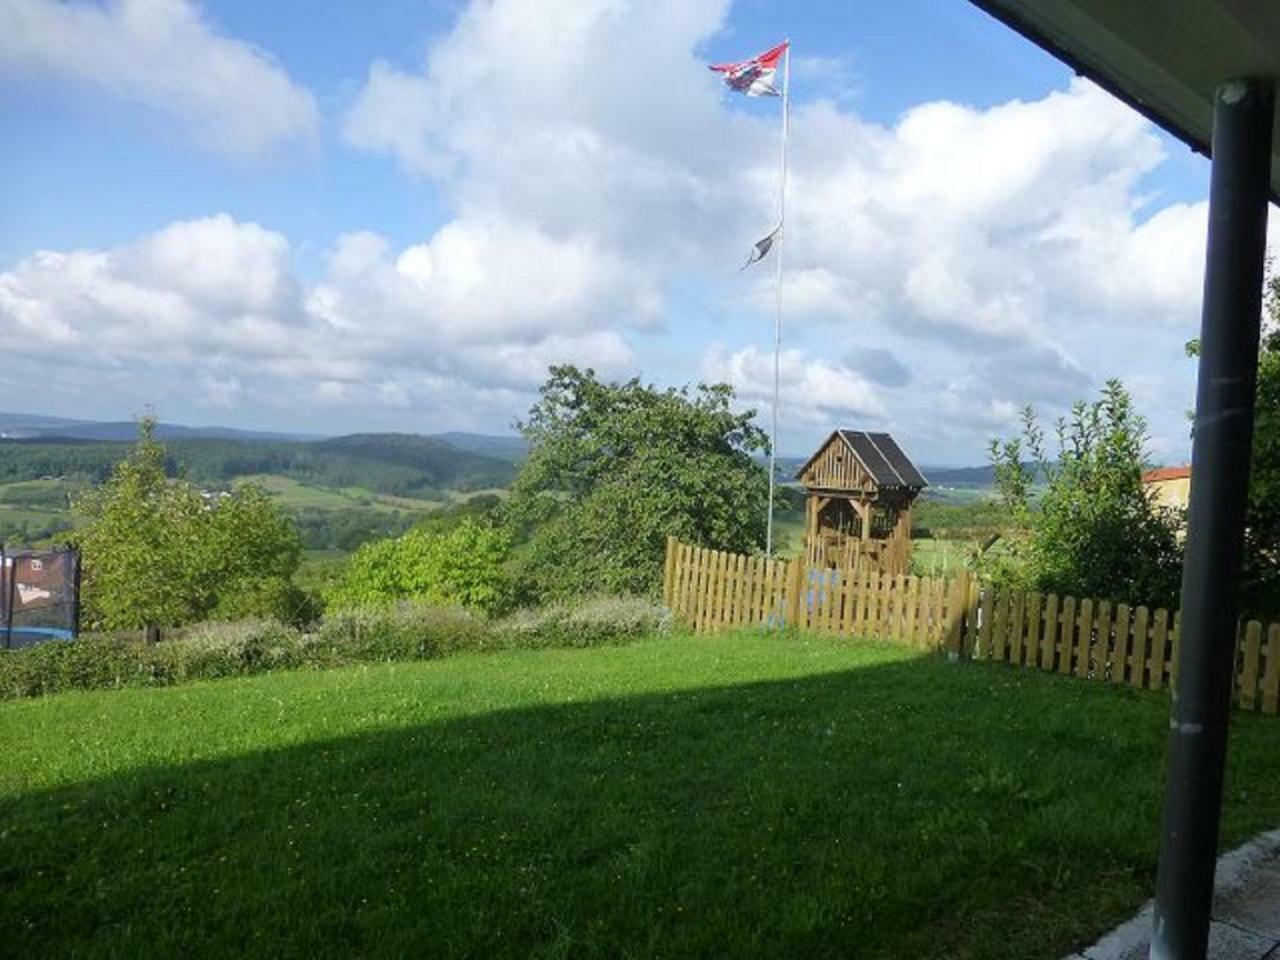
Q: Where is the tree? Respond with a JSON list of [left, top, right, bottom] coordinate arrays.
[[1186, 269, 1280, 616], [988, 380, 1184, 607], [505, 365, 771, 600], [73, 418, 304, 629]]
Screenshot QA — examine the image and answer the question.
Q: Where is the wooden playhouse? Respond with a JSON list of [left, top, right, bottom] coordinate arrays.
[[794, 429, 927, 574]]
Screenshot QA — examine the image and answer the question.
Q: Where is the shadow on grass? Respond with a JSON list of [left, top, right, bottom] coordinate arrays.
[[3, 655, 1279, 960]]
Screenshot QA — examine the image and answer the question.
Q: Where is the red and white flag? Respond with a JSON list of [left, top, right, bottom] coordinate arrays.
[[708, 41, 788, 97]]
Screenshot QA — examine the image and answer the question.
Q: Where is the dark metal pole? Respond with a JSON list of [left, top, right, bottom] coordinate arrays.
[[1152, 77, 1275, 960]]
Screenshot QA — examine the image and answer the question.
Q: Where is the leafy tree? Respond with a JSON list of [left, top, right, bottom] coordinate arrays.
[[327, 518, 511, 613], [73, 419, 304, 629], [505, 365, 770, 600], [1186, 269, 1280, 616], [987, 380, 1183, 607]]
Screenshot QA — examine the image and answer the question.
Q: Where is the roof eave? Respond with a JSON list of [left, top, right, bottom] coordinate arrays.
[[966, 0, 1280, 206]]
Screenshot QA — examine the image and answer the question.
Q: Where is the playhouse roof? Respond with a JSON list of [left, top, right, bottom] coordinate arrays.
[[796, 430, 928, 490]]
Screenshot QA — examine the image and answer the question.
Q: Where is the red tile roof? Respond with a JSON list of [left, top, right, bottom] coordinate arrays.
[[1142, 466, 1191, 483]]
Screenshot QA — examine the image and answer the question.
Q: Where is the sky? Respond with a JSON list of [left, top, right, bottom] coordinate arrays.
[[1, 0, 1274, 465]]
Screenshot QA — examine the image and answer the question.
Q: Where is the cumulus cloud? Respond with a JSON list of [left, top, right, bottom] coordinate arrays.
[[334, 0, 1237, 460], [844, 347, 911, 388], [0, 0, 318, 157], [5, 0, 1266, 458], [0, 214, 640, 428], [701, 343, 886, 427]]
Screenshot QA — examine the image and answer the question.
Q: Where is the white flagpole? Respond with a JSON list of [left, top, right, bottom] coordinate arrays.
[[766, 41, 790, 557]]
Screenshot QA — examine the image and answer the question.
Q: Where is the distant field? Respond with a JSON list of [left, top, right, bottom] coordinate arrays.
[[244, 475, 440, 514]]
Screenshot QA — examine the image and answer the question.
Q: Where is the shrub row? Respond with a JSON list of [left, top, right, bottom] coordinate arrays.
[[0, 595, 673, 700]]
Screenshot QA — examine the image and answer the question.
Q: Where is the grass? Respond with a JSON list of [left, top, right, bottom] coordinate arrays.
[[910, 537, 974, 576], [245, 474, 441, 513], [2, 632, 1279, 959]]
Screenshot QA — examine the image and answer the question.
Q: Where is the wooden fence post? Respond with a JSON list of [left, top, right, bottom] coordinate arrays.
[[786, 557, 805, 630], [663, 536, 677, 608]]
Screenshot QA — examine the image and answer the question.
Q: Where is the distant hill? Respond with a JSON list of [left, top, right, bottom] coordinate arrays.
[[0, 432, 516, 498], [0, 411, 313, 442], [435, 431, 527, 462]]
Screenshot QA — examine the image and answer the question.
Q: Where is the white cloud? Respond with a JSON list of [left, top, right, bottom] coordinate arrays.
[[701, 343, 887, 428], [6, 0, 1269, 459], [0, 0, 318, 157], [0, 213, 641, 428], [333, 0, 1236, 461]]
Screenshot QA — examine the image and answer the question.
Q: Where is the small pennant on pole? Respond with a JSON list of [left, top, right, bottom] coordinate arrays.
[[741, 224, 781, 270]]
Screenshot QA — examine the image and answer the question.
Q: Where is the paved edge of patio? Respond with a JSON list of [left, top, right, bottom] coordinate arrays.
[[1062, 828, 1280, 960]]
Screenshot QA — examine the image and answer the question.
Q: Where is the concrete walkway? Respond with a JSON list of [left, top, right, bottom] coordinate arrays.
[[1063, 829, 1280, 960]]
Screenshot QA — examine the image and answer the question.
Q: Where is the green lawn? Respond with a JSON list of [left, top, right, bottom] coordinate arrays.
[[3, 633, 1279, 959]]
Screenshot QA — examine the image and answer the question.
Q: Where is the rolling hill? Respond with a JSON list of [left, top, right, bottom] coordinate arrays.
[[0, 432, 516, 498]]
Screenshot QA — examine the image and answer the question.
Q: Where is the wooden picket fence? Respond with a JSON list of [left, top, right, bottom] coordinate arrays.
[[662, 537, 1280, 716]]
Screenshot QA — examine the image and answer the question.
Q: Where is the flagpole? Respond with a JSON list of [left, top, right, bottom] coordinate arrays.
[[766, 40, 790, 557]]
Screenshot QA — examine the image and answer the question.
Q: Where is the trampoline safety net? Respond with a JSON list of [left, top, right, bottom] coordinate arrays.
[[1, 546, 80, 649]]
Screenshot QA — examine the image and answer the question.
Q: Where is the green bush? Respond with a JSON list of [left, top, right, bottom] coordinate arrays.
[[327, 518, 512, 613], [0, 596, 672, 700]]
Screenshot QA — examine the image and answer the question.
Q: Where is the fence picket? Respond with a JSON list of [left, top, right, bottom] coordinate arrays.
[[884, 575, 899, 640], [748, 555, 759, 626], [901, 576, 918, 646], [759, 559, 769, 624], [1058, 596, 1076, 674], [930, 577, 946, 649], [839, 568, 855, 635], [1170, 612, 1182, 688], [706, 551, 721, 631], [989, 590, 1007, 661], [670, 537, 680, 604], [874, 573, 888, 639], [1148, 608, 1169, 691], [1111, 603, 1130, 685], [1023, 593, 1042, 668], [979, 587, 994, 659], [1094, 601, 1112, 682], [725, 552, 738, 627], [963, 575, 981, 657], [1262, 624, 1280, 715], [1131, 607, 1150, 690], [861, 569, 875, 636], [1075, 599, 1093, 679], [1241, 621, 1262, 711], [687, 547, 702, 630], [1040, 594, 1058, 670], [927, 577, 942, 648], [669, 543, 684, 618], [719, 551, 733, 628], [705, 548, 719, 632], [823, 569, 840, 632], [732, 554, 746, 626], [946, 574, 968, 654]]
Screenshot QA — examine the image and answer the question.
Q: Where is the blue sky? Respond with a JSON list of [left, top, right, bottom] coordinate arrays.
[[0, 0, 1253, 465]]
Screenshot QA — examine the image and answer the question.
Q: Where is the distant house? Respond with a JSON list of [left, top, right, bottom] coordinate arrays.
[[1143, 466, 1191, 512]]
